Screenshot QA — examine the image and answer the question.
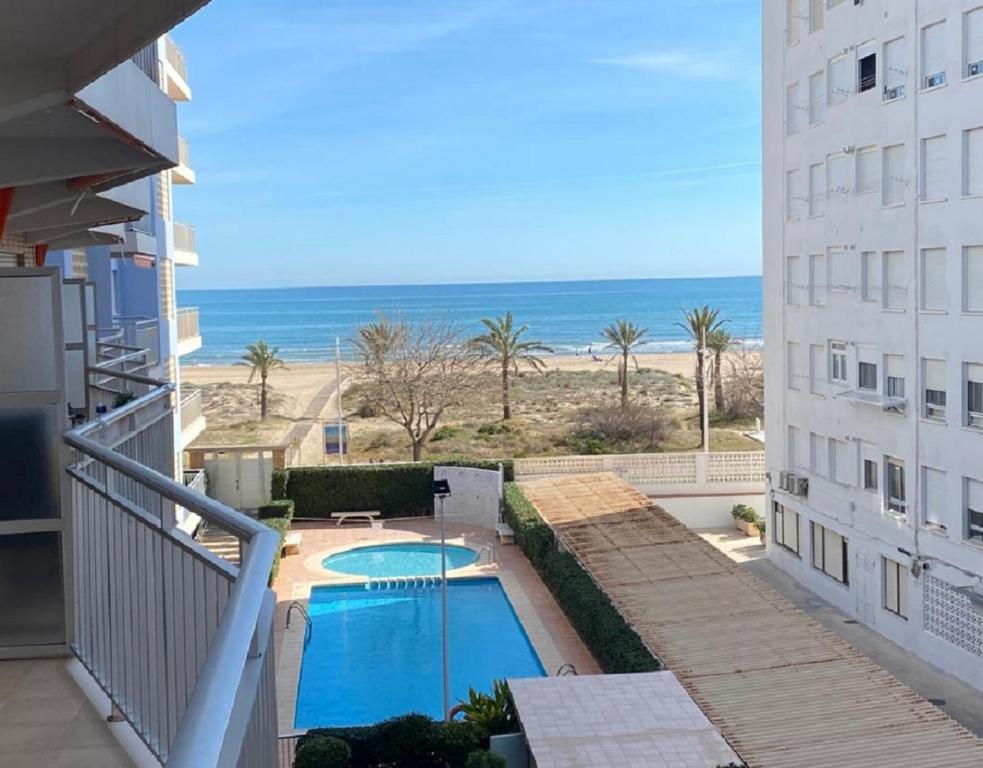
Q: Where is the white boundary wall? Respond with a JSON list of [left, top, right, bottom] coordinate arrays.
[[515, 451, 765, 529], [434, 465, 503, 529]]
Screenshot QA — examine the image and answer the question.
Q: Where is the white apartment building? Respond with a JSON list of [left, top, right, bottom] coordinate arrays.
[[764, 0, 983, 690]]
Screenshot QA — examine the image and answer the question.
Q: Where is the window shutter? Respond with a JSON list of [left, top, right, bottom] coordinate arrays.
[[829, 56, 849, 103], [810, 0, 823, 32], [828, 154, 849, 195], [812, 523, 824, 569], [923, 358, 946, 391], [824, 528, 843, 579], [967, 9, 983, 69], [966, 128, 983, 197], [967, 478, 983, 513], [923, 467, 946, 526], [783, 509, 799, 553], [862, 251, 880, 300], [809, 163, 826, 216], [857, 147, 878, 193], [922, 23, 946, 84], [809, 71, 826, 124], [884, 144, 906, 205], [884, 250, 906, 309], [921, 136, 946, 200], [965, 245, 983, 311], [787, 169, 800, 219], [921, 248, 947, 310], [787, 82, 801, 135], [884, 37, 907, 91]]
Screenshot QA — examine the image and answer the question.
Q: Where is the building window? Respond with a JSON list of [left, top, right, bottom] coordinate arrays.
[[861, 251, 880, 301], [966, 363, 983, 428], [965, 127, 983, 197], [827, 154, 850, 198], [811, 522, 848, 584], [858, 361, 878, 391], [810, 344, 825, 394], [774, 502, 800, 554], [856, 146, 878, 194], [787, 169, 801, 220], [809, 253, 826, 306], [883, 144, 906, 206], [828, 248, 849, 293], [831, 341, 847, 383], [858, 51, 876, 92], [828, 55, 850, 105], [883, 558, 909, 619], [964, 245, 983, 311], [809, 162, 826, 216], [885, 353, 905, 399], [809, 70, 825, 125], [883, 250, 906, 310], [787, 341, 800, 390], [886, 457, 906, 515], [921, 22, 947, 89], [920, 135, 946, 201], [809, 0, 823, 33], [923, 358, 947, 421], [922, 466, 946, 529], [786, 255, 800, 305], [810, 432, 827, 476], [830, 438, 851, 485], [967, 478, 983, 541], [920, 248, 947, 310], [965, 8, 983, 78], [787, 82, 801, 136], [788, 425, 802, 471], [864, 459, 878, 491], [883, 37, 907, 100], [787, 0, 801, 46]]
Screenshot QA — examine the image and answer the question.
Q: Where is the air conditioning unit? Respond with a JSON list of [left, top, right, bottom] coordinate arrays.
[[969, 61, 983, 77], [778, 471, 795, 492], [792, 477, 809, 497], [884, 86, 904, 101], [925, 72, 946, 89]]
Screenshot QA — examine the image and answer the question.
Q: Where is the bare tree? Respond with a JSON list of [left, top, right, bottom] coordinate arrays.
[[724, 342, 764, 420], [357, 315, 481, 461]]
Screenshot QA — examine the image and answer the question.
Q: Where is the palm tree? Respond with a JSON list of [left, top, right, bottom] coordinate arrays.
[[241, 340, 286, 420], [601, 320, 649, 410], [470, 312, 552, 420], [706, 328, 732, 412], [353, 315, 403, 369], [676, 306, 726, 445]]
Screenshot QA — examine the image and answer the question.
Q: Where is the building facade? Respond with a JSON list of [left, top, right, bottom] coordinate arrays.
[[764, 0, 983, 689]]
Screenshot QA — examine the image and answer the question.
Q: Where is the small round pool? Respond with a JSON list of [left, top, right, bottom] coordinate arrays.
[[322, 543, 479, 578]]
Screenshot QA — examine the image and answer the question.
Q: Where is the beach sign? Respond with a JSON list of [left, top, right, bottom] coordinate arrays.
[[324, 423, 348, 455]]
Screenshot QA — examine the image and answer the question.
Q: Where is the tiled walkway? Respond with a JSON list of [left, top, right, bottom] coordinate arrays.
[[520, 473, 983, 768], [0, 658, 132, 768], [271, 518, 599, 733]]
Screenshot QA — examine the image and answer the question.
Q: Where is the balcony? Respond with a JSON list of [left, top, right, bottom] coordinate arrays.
[[173, 136, 196, 185], [173, 221, 199, 266], [181, 387, 206, 447], [163, 35, 192, 101], [63, 374, 278, 766], [111, 316, 160, 367], [835, 388, 907, 414], [177, 307, 203, 356]]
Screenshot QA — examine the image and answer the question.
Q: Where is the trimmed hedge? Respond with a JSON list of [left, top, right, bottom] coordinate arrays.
[[503, 482, 661, 674], [259, 499, 294, 584], [296, 714, 485, 768], [273, 460, 515, 519]]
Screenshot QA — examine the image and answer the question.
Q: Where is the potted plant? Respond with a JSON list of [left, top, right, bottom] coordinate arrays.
[[731, 504, 761, 537]]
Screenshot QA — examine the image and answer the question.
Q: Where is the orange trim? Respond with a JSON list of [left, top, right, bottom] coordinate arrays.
[[0, 187, 14, 241], [34, 244, 48, 267]]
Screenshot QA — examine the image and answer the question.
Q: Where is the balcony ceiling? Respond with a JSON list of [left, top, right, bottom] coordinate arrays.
[[0, 0, 211, 120], [6, 184, 146, 242]]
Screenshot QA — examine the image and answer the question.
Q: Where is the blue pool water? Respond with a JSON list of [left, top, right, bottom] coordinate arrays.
[[294, 577, 545, 728], [321, 543, 478, 578]]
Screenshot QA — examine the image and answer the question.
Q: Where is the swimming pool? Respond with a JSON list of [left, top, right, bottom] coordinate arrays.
[[321, 542, 478, 578], [294, 577, 545, 728]]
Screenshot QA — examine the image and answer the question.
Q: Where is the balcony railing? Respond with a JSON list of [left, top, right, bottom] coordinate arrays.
[[174, 222, 197, 253], [131, 42, 161, 85], [112, 316, 160, 367], [64, 381, 278, 767], [181, 388, 204, 432], [165, 35, 188, 83], [177, 307, 200, 342]]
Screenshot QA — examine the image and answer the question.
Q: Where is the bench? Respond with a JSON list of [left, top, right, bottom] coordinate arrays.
[[331, 511, 381, 527], [283, 531, 302, 555], [495, 523, 515, 545]]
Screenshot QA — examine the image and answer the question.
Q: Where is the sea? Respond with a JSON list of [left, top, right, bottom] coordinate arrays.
[[177, 276, 762, 364]]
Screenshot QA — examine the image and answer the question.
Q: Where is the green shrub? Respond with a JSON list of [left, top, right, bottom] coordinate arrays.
[[435, 721, 483, 767], [730, 504, 758, 523], [457, 680, 515, 739], [112, 390, 137, 409], [504, 483, 661, 674], [262, 515, 291, 584], [279, 461, 515, 519], [271, 469, 289, 500], [372, 713, 439, 766], [465, 752, 507, 768], [294, 736, 351, 768], [431, 425, 460, 441], [258, 499, 294, 520]]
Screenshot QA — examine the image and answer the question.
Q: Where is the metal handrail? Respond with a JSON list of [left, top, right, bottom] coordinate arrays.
[[64, 421, 278, 766]]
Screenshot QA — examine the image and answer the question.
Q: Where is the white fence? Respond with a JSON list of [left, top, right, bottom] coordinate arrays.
[[515, 451, 765, 487], [434, 465, 503, 529]]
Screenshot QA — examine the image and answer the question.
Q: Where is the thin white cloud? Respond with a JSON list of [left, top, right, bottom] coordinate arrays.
[[592, 50, 756, 85]]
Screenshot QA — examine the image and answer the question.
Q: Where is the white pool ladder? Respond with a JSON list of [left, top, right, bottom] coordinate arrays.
[[477, 543, 497, 565], [286, 601, 313, 646]]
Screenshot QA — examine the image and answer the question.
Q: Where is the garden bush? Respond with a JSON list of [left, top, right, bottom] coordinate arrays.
[[294, 736, 351, 768], [258, 498, 294, 520], [503, 483, 661, 674], [274, 461, 515, 519], [573, 404, 675, 452], [730, 504, 758, 523], [465, 752, 507, 768], [261, 514, 291, 584]]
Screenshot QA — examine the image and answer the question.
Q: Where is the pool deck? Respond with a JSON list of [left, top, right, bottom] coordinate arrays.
[[271, 518, 600, 735]]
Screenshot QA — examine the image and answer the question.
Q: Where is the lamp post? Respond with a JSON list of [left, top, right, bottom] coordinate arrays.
[[433, 478, 452, 721]]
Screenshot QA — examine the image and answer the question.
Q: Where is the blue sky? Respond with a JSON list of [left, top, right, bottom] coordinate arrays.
[[173, 0, 761, 289]]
